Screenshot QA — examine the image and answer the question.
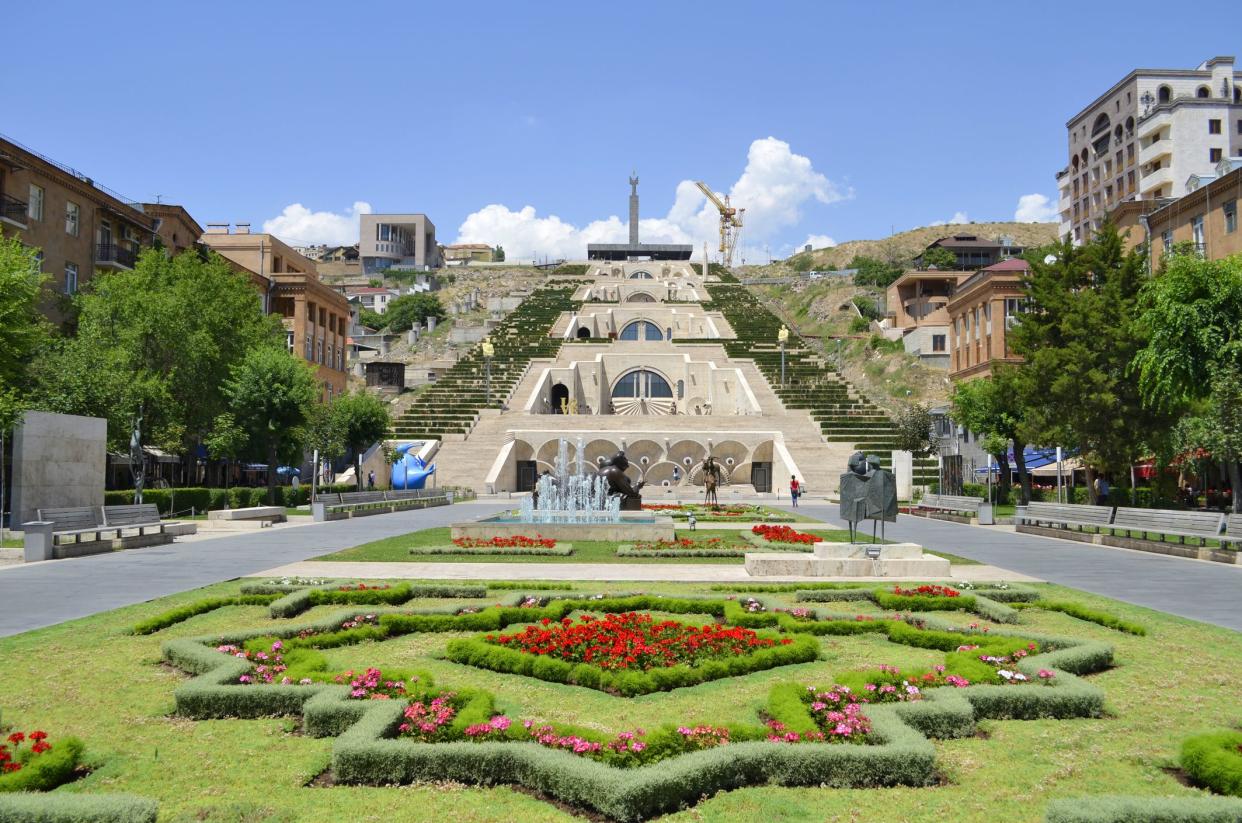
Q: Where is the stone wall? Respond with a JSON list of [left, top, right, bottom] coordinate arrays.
[[11, 411, 106, 525]]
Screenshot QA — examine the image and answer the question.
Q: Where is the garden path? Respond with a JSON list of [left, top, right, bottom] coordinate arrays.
[[0, 500, 510, 638], [792, 504, 1242, 632]]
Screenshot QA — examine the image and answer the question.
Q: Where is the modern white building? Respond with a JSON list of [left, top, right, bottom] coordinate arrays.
[[359, 213, 441, 273], [1057, 56, 1242, 243]]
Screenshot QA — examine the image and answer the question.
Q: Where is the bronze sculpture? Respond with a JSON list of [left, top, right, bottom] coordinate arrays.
[[599, 451, 645, 511], [702, 455, 722, 508], [839, 451, 898, 542]]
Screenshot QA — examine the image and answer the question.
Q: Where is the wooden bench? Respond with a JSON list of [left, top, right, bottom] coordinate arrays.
[[1110, 507, 1225, 545], [1222, 513, 1242, 548], [1015, 502, 1114, 531]]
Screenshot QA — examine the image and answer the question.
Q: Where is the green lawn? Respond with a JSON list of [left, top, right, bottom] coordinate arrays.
[[0, 579, 1238, 821], [315, 526, 863, 564]]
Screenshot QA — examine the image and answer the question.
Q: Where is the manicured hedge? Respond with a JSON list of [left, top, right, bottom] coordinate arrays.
[[410, 545, 573, 557], [615, 547, 748, 558], [1045, 795, 1242, 822], [0, 793, 159, 823], [791, 587, 1020, 624], [1181, 729, 1242, 797], [444, 631, 821, 696], [1027, 600, 1147, 636], [130, 594, 279, 635], [268, 583, 488, 618], [104, 484, 356, 513]]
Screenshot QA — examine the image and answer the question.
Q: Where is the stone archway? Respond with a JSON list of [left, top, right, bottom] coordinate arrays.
[[550, 383, 570, 414]]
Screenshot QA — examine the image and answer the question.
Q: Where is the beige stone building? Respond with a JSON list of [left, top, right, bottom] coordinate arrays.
[[1058, 56, 1242, 244], [200, 224, 351, 399], [946, 259, 1030, 382], [443, 243, 494, 263], [1143, 158, 1242, 270], [142, 203, 203, 258], [881, 270, 969, 366], [360, 213, 440, 273], [0, 135, 156, 320]]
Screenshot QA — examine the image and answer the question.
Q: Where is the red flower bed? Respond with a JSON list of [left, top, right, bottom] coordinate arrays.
[[892, 584, 960, 598], [632, 537, 725, 551], [1, 731, 53, 773], [752, 524, 818, 545], [337, 582, 391, 592], [487, 612, 792, 671], [641, 504, 684, 511], [452, 535, 557, 549]]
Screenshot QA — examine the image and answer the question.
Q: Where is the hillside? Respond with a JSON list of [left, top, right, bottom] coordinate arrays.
[[781, 221, 1060, 271]]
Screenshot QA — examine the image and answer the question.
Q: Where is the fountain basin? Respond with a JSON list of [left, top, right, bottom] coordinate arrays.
[[452, 512, 675, 542]]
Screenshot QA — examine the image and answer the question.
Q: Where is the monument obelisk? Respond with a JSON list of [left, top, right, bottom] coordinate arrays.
[[628, 173, 639, 245]]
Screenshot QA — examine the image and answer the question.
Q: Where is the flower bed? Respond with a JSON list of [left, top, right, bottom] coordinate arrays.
[[451, 535, 557, 549], [411, 544, 573, 557], [892, 585, 960, 598], [616, 536, 747, 557], [751, 524, 819, 545], [0, 730, 83, 794]]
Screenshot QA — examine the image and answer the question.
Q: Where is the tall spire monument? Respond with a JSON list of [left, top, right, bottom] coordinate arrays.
[[628, 172, 640, 246]]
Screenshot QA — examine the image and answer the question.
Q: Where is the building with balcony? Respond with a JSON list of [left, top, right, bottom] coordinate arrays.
[[141, 203, 203, 259], [200, 224, 351, 400], [1060, 56, 1242, 244], [946, 259, 1031, 382], [915, 234, 1024, 270], [1143, 157, 1242, 270], [0, 134, 156, 320], [360, 213, 440, 273], [881, 270, 971, 367]]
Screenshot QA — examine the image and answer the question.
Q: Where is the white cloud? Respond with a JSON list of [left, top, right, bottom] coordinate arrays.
[[801, 234, 836, 250], [929, 211, 970, 227], [453, 137, 847, 261], [1014, 193, 1059, 223], [261, 201, 372, 246]]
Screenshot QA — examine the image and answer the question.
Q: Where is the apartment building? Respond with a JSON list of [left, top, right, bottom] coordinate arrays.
[[1058, 56, 1242, 244], [359, 213, 440, 273], [0, 134, 156, 319], [200, 224, 351, 399], [1144, 157, 1242, 270], [915, 234, 1024, 270], [141, 203, 203, 258], [882, 270, 970, 367], [344, 285, 400, 314], [946, 259, 1030, 382]]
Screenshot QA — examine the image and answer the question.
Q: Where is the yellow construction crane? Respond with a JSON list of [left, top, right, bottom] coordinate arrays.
[[694, 181, 744, 267]]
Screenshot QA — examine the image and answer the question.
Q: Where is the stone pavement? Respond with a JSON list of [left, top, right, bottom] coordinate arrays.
[[793, 503, 1242, 632], [0, 501, 509, 638], [252, 559, 1035, 584]]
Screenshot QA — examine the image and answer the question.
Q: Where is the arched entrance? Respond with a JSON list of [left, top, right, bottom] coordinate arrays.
[[611, 369, 674, 415], [576, 326, 591, 339], [619, 320, 663, 341], [550, 383, 570, 414]]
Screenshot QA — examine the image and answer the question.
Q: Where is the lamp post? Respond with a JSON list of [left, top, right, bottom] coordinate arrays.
[[482, 338, 495, 406], [777, 324, 789, 387]]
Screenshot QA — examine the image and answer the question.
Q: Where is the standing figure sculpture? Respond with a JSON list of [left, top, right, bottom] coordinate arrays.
[[599, 451, 645, 511], [702, 455, 723, 508], [129, 409, 145, 505], [838, 451, 898, 542]]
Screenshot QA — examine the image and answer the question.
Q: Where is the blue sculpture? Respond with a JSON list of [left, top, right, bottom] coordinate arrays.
[[390, 443, 436, 489]]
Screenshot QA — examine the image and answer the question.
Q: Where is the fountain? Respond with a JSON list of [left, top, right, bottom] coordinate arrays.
[[452, 437, 675, 542]]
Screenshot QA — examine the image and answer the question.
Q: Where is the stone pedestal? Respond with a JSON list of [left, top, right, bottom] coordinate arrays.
[[744, 541, 952, 578]]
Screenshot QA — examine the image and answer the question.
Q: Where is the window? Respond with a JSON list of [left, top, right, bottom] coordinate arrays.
[[628, 270, 653, 279], [286, 331, 295, 354], [1161, 230, 1173, 254], [931, 334, 946, 352], [64, 262, 78, 295], [1226, 201, 1238, 234], [1210, 148, 1223, 163], [1238, 120, 1242, 136], [28, 184, 44, 221], [1197, 86, 1210, 99], [1191, 215, 1205, 250], [618, 320, 662, 341], [304, 334, 312, 360], [611, 369, 673, 399], [65, 201, 80, 236], [1209, 119, 1222, 134]]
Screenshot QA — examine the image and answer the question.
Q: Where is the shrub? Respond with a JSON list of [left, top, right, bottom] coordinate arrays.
[[1045, 795, 1242, 822], [0, 735, 83, 793], [1029, 600, 1147, 636], [131, 594, 279, 634], [1181, 729, 1242, 797], [0, 793, 159, 823]]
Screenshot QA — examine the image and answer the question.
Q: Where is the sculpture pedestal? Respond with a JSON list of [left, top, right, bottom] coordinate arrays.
[[619, 496, 643, 511], [744, 542, 952, 578]]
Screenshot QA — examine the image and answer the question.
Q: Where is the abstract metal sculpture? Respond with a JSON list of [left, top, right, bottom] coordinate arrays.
[[702, 455, 722, 508], [839, 451, 898, 543]]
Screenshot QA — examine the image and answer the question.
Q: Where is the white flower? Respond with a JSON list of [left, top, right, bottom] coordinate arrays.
[[998, 670, 1014, 680]]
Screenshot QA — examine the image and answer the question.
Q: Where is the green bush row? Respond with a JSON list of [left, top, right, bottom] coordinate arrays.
[[410, 545, 573, 557], [791, 587, 1020, 624], [0, 737, 84, 793], [103, 484, 355, 513], [0, 793, 158, 823], [444, 632, 820, 696], [130, 594, 279, 634], [1026, 600, 1148, 636], [1045, 795, 1242, 822], [269, 583, 487, 618], [615, 547, 747, 558], [1181, 729, 1242, 797]]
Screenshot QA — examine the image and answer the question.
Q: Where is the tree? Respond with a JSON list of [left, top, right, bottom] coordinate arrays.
[[304, 402, 346, 491], [385, 293, 446, 333], [204, 413, 248, 496], [329, 390, 392, 490], [357, 307, 386, 330], [1009, 226, 1176, 501], [29, 249, 280, 477], [920, 246, 958, 271], [1133, 251, 1242, 510], [222, 347, 318, 504], [493, 245, 505, 262], [892, 402, 935, 457], [0, 235, 52, 390], [950, 366, 1033, 503], [849, 256, 905, 288]]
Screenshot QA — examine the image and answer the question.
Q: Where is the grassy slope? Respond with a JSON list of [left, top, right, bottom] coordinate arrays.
[[314, 526, 860, 564], [783, 221, 1061, 271], [0, 580, 1238, 822]]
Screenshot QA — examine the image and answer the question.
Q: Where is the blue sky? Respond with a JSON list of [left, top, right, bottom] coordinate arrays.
[[5, 1, 1239, 261]]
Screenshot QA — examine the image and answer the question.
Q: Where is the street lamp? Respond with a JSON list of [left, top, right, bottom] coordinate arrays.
[[777, 325, 789, 387], [481, 338, 495, 406]]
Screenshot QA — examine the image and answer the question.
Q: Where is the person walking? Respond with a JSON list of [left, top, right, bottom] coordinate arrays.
[[367, 470, 375, 490], [1095, 476, 1110, 506], [790, 475, 800, 507]]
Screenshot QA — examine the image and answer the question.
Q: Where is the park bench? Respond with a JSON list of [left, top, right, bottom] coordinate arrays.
[[311, 488, 450, 521], [1109, 507, 1225, 546], [35, 507, 120, 546], [101, 503, 169, 535], [24, 504, 190, 561], [913, 493, 993, 524], [1015, 502, 1114, 532], [1222, 513, 1242, 548]]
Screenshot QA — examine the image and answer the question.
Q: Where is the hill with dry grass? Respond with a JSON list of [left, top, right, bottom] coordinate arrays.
[[785, 221, 1060, 271]]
